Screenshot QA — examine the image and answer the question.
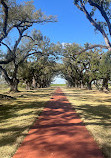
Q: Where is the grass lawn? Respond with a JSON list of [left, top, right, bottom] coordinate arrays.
[[0, 85, 111, 158], [62, 87, 111, 158], [0, 87, 56, 158]]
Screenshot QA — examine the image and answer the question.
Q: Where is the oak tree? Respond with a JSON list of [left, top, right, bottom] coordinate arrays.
[[74, 0, 111, 51]]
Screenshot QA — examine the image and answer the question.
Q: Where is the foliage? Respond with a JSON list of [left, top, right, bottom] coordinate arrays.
[[18, 40, 61, 89], [99, 51, 111, 79], [61, 42, 111, 90], [0, 0, 57, 92], [73, 0, 111, 50]]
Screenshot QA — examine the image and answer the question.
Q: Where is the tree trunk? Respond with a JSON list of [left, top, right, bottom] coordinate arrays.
[[101, 78, 109, 91], [75, 80, 79, 88], [87, 82, 92, 90], [82, 82, 86, 88], [32, 77, 37, 89], [0, 65, 19, 92], [26, 82, 32, 90], [9, 78, 19, 92], [94, 80, 100, 90]]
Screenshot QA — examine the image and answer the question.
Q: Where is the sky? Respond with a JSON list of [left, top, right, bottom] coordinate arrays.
[[17, 0, 106, 84], [32, 0, 104, 45]]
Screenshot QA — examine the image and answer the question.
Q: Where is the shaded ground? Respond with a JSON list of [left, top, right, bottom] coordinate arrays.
[[13, 88, 104, 158], [61, 87, 111, 158], [0, 94, 15, 100], [0, 87, 55, 158]]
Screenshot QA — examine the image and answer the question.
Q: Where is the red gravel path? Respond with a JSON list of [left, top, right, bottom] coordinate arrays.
[[13, 88, 104, 158]]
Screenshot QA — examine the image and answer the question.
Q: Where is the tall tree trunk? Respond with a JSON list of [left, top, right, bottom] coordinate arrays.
[[32, 77, 37, 89], [82, 80, 86, 88], [9, 64, 19, 92], [9, 78, 19, 92], [101, 78, 109, 91], [0, 65, 19, 92], [87, 81, 92, 90], [26, 82, 32, 90], [94, 80, 100, 90]]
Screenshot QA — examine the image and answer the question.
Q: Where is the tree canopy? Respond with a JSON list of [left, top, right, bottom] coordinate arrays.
[[74, 0, 111, 50], [0, 0, 56, 64], [0, 0, 111, 92]]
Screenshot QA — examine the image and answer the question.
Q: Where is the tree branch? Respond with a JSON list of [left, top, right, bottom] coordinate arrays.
[[79, 44, 109, 54], [88, 0, 111, 36], [18, 51, 42, 65], [1, 0, 8, 35], [0, 65, 11, 84], [0, 57, 14, 64], [13, 27, 27, 53], [80, 1, 111, 49], [22, 35, 34, 41], [1, 42, 12, 52]]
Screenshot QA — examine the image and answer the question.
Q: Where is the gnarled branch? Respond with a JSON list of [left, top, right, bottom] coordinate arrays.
[[88, 0, 111, 36], [79, 44, 109, 54], [1, 0, 8, 35]]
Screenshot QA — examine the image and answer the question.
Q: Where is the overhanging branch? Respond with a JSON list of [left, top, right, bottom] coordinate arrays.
[[79, 44, 109, 54], [88, 0, 111, 36], [0, 57, 14, 64], [22, 35, 34, 41], [1, 0, 8, 35], [1, 42, 12, 52], [18, 51, 42, 65]]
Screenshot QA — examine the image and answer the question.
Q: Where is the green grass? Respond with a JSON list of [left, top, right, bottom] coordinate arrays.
[[0, 87, 56, 158], [62, 87, 111, 158], [0, 83, 9, 92]]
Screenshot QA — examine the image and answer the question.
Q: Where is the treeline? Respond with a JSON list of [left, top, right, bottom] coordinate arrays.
[[61, 43, 111, 91], [0, 0, 111, 93], [19, 55, 59, 90], [0, 0, 60, 92], [0, 31, 61, 91]]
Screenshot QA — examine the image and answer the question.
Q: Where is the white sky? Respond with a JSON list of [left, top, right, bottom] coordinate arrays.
[[52, 75, 66, 84]]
